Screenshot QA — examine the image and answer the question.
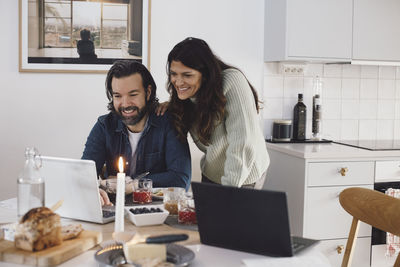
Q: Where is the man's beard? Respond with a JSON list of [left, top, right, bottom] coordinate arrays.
[[117, 104, 149, 126]]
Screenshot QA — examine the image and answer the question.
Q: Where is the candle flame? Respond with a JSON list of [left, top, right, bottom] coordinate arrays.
[[118, 157, 124, 173]]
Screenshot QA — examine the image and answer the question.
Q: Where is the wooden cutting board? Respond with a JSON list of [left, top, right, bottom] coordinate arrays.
[[0, 230, 102, 266]]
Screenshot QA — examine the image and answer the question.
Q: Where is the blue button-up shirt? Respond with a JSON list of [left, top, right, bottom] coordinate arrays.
[[82, 111, 191, 190]]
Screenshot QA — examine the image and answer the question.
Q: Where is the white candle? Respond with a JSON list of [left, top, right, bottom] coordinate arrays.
[[115, 156, 125, 233]]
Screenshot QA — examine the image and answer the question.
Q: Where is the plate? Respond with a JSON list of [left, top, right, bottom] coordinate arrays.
[[94, 243, 195, 267]]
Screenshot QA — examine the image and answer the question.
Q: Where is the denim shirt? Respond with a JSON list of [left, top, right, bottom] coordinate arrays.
[[82, 111, 191, 190]]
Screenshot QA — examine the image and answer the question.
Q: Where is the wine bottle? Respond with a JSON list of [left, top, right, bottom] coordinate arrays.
[[293, 93, 307, 141]]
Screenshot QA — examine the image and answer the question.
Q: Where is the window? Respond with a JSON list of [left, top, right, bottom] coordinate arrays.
[[43, 0, 129, 49]]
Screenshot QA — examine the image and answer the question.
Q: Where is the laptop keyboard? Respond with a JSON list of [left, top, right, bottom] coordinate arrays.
[[102, 210, 115, 218], [291, 241, 305, 251]]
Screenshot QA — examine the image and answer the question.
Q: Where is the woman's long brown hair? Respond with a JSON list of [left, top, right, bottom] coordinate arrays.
[[166, 37, 260, 145]]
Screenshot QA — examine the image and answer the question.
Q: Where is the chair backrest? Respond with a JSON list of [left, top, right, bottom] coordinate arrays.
[[339, 187, 400, 267]]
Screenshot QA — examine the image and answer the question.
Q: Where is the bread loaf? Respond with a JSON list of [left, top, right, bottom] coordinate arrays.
[[14, 207, 62, 251], [61, 224, 83, 240]]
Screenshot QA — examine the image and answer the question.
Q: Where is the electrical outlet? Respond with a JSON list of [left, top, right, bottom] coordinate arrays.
[[279, 63, 307, 76]]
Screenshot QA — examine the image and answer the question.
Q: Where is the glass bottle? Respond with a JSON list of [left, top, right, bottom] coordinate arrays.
[[293, 93, 307, 141], [312, 76, 323, 140], [17, 147, 44, 217]]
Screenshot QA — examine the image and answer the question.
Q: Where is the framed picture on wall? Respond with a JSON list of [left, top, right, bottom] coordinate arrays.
[[19, 0, 151, 73]]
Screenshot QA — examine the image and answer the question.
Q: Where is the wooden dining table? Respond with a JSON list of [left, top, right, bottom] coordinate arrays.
[[0, 198, 331, 267]]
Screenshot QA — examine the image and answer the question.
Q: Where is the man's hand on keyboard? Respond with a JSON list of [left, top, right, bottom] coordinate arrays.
[[99, 188, 113, 206]]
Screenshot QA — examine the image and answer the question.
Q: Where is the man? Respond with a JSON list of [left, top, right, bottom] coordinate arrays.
[[82, 60, 191, 205]]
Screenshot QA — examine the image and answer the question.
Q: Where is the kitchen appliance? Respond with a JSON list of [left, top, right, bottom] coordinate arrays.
[[334, 140, 400, 151], [372, 182, 400, 246], [272, 120, 292, 141]]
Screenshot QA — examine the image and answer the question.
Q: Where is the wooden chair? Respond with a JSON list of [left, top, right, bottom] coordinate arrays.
[[339, 187, 400, 267]]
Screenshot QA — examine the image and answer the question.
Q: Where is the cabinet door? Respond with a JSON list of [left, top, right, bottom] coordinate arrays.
[[316, 237, 371, 267], [375, 160, 400, 182], [353, 0, 400, 61], [286, 0, 352, 59], [305, 185, 373, 239]]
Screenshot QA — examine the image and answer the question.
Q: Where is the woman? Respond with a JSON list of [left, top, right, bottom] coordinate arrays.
[[163, 37, 269, 188]]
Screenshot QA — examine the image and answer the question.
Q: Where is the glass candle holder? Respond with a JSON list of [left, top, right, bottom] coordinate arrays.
[[163, 187, 185, 215], [178, 193, 197, 224], [133, 178, 152, 204]]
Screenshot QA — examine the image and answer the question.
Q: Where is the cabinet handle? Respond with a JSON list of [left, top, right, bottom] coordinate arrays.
[[336, 245, 344, 254], [339, 167, 348, 176]]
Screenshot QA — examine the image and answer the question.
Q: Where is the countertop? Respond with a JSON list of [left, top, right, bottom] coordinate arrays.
[[266, 142, 400, 160]]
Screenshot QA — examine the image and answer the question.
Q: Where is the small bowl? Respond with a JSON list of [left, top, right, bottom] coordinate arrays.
[[125, 205, 169, 226]]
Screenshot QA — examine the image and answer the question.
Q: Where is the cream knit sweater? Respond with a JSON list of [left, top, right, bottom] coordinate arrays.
[[190, 69, 270, 187]]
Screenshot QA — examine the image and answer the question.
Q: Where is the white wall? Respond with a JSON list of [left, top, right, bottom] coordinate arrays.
[[0, 0, 265, 200]]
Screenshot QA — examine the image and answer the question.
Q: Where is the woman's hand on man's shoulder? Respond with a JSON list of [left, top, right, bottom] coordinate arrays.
[[155, 101, 169, 116]]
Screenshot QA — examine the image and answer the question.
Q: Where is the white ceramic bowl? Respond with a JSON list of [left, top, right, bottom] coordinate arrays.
[[125, 204, 169, 226]]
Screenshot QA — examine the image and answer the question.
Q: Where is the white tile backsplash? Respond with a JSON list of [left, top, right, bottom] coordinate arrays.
[[304, 64, 323, 77], [395, 120, 400, 137], [322, 120, 341, 140], [360, 79, 378, 99], [376, 120, 394, 140], [342, 78, 360, 99], [282, 98, 297, 119], [341, 120, 359, 140], [263, 76, 284, 97], [262, 62, 400, 141], [359, 120, 377, 140], [396, 80, 400, 99], [379, 66, 396, 79], [263, 98, 283, 119], [264, 63, 280, 75], [342, 65, 361, 78], [342, 100, 360, 119], [396, 101, 400, 119], [359, 100, 378, 119], [361, 65, 379, 79], [377, 100, 396, 120], [283, 77, 304, 98], [323, 99, 342, 119], [378, 79, 396, 99], [323, 78, 342, 99], [324, 64, 342, 77]]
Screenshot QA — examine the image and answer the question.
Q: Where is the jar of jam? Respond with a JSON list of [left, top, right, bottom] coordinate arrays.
[[133, 178, 152, 204], [178, 193, 197, 224], [163, 187, 185, 215]]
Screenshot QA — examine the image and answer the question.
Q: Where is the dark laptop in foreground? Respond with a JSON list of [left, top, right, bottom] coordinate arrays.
[[42, 156, 115, 224], [191, 182, 319, 257]]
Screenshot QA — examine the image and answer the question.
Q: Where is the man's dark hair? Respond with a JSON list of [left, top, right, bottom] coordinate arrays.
[[106, 60, 158, 112]]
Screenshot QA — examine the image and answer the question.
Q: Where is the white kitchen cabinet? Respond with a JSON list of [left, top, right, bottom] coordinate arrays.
[[316, 237, 371, 267], [353, 0, 400, 62], [263, 143, 379, 266], [305, 185, 372, 240], [375, 160, 400, 182], [264, 0, 352, 62]]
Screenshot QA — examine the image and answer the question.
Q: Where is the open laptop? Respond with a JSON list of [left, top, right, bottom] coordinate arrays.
[[191, 182, 318, 257], [42, 156, 115, 224]]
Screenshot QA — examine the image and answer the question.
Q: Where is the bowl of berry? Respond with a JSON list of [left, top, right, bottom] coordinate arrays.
[[125, 205, 169, 226]]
